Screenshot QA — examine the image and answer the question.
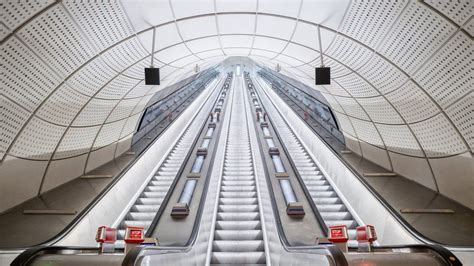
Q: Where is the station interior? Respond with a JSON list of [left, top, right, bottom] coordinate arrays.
[[1, 0, 473, 265]]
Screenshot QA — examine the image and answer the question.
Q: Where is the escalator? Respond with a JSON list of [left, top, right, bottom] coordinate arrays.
[[208, 76, 267, 265]]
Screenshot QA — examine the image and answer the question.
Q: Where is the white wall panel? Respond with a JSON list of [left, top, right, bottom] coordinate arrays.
[[17, 5, 96, 77], [107, 98, 142, 123], [340, 0, 407, 48], [218, 14, 255, 35], [325, 35, 373, 71], [349, 118, 384, 147], [334, 96, 370, 120], [36, 83, 90, 126], [0, 97, 31, 159], [320, 57, 351, 78], [67, 57, 118, 96], [334, 113, 356, 137], [253, 35, 288, 52], [446, 92, 474, 151], [389, 152, 436, 191], [256, 16, 295, 40], [93, 120, 127, 149], [0, 156, 48, 212], [120, 114, 141, 139], [221, 35, 253, 48], [376, 124, 423, 157], [187, 36, 222, 53], [10, 117, 66, 160], [178, 16, 217, 41], [378, 1, 456, 75], [96, 74, 141, 99], [2, 37, 62, 112], [357, 97, 403, 124], [73, 99, 119, 127], [0, 23, 9, 41], [411, 114, 467, 157], [63, 1, 133, 51], [334, 73, 379, 98], [465, 17, 474, 36], [85, 143, 117, 173], [385, 80, 440, 123], [101, 37, 149, 73], [171, 0, 213, 19], [1, 0, 54, 34], [54, 126, 101, 159], [425, 0, 473, 25], [42, 154, 88, 193], [359, 141, 391, 170], [414, 32, 472, 108], [320, 82, 351, 97], [357, 54, 408, 95], [123, 58, 152, 80]]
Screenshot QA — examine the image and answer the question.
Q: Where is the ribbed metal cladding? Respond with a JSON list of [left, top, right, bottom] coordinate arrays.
[[210, 77, 266, 265]]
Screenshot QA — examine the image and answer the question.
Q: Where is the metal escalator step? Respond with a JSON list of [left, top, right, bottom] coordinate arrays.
[[131, 205, 160, 212], [313, 197, 341, 204], [310, 191, 337, 198], [126, 212, 156, 220], [215, 220, 261, 230], [325, 220, 357, 228], [214, 230, 263, 240], [218, 205, 259, 212], [221, 185, 256, 192], [212, 240, 264, 252], [220, 198, 258, 205], [320, 211, 352, 220], [316, 204, 346, 212], [217, 212, 260, 221], [211, 251, 266, 264]]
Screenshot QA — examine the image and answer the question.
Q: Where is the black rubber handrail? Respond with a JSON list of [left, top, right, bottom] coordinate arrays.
[[245, 75, 330, 237]]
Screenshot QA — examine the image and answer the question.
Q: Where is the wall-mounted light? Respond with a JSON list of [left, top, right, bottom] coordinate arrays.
[[315, 25, 330, 85], [145, 28, 160, 85]]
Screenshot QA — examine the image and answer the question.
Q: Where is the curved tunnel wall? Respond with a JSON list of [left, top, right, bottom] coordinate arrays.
[[0, 0, 472, 212]]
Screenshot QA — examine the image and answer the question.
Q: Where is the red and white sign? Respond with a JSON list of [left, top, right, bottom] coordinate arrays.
[[124, 226, 145, 244], [328, 225, 348, 243], [96, 226, 117, 243], [356, 225, 377, 243]]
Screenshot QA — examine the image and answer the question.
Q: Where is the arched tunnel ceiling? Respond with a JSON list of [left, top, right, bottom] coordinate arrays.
[[0, 0, 473, 211]]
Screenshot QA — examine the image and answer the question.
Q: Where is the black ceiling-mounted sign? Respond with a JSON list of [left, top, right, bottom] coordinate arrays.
[[145, 67, 160, 85], [315, 67, 330, 85]]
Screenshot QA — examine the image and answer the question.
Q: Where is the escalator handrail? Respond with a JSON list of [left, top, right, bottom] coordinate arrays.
[[257, 70, 473, 250]]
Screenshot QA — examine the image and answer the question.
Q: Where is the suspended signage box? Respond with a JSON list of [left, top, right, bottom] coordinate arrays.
[[145, 67, 160, 85], [315, 67, 331, 85]]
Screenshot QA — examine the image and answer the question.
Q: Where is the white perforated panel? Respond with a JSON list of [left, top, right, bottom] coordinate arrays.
[[385, 80, 440, 123], [131, 95, 154, 115], [10, 117, 66, 160], [379, 1, 457, 74], [357, 54, 409, 95], [106, 98, 142, 123], [72, 99, 119, 127], [17, 5, 96, 77], [325, 35, 374, 71], [411, 113, 467, 157], [1, 0, 54, 32], [357, 97, 404, 124], [125, 81, 154, 99], [2, 37, 61, 112], [101, 37, 149, 73], [349, 118, 384, 147], [0, 97, 31, 158], [67, 57, 119, 96], [321, 93, 345, 114], [53, 126, 101, 159], [63, 1, 133, 51], [334, 113, 357, 137], [96, 75, 141, 99], [465, 17, 474, 36], [320, 82, 352, 97], [36, 84, 90, 126], [0, 22, 10, 41], [340, 0, 408, 48], [376, 124, 423, 157], [120, 113, 141, 138], [93, 120, 127, 149], [425, 0, 473, 26], [320, 57, 352, 78], [414, 32, 472, 108], [123, 58, 157, 80], [446, 93, 474, 151], [334, 73, 379, 98], [333, 96, 370, 120]]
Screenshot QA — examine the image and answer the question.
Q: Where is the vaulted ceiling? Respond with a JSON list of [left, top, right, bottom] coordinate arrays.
[[1, 0, 472, 212]]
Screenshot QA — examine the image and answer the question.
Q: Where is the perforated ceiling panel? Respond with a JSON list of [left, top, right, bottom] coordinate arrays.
[[1, 0, 472, 211]]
